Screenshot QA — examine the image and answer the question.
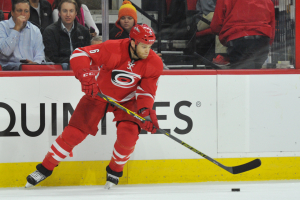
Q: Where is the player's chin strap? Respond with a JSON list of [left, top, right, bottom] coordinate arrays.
[[130, 42, 141, 60], [96, 92, 262, 175]]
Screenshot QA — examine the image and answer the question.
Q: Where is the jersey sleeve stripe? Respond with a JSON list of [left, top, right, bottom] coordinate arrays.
[[136, 93, 154, 99], [137, 86, 144, 91], [136, 86, 154, 99], [70, 52, 90, 60]]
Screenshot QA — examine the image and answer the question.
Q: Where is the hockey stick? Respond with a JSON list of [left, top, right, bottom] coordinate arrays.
[[97, 92, 261, 174]]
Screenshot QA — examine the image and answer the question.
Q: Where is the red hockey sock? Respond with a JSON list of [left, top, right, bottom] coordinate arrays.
[[108, 141, 134, 172], [108, 121, 139, 172], [42, 126, 88, 171]]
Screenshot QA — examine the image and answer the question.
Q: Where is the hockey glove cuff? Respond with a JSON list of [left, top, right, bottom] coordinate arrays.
[[76, 69, 99, 98], [139, 108, 159, 134]]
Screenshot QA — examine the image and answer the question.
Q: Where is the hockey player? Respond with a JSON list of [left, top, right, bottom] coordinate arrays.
[[25, 24, 163, 189]]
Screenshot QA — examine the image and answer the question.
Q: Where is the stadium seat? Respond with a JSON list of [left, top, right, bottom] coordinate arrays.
[[0, 0, 12, 11], [47, 0, 55, 7], [20, 64, 63, 71], [1, 0, 12, 20], [3, 11, 9, 20]]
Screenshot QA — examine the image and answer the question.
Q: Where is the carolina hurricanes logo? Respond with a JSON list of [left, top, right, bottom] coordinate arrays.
[[111, 70, 141, 88]]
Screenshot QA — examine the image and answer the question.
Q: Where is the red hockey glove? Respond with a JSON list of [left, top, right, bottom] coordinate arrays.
[[139, 108, 159, 134], [76, 69, 99, 98]]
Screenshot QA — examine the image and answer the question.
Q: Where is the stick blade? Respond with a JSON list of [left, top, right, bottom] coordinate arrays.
[[231, 159, 261, 174]]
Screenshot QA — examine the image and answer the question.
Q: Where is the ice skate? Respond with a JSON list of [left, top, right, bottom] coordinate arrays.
[[104, 166, 123, 189], [104, 173, 119, 189], [25, 164, 52, 188]]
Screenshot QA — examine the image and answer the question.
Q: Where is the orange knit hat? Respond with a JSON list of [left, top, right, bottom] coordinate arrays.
[[117, 1, 137, 25], [115, 1, 137, 37]]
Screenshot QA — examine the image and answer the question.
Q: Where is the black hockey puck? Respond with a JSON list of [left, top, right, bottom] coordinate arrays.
[[231, 188, 240, 192]]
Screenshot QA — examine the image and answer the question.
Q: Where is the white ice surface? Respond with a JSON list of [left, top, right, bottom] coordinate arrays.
[[1, 181, 300, 200]]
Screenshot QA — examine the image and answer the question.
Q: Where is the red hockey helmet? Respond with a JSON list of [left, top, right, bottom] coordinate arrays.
[[129, 24, 156, 45]]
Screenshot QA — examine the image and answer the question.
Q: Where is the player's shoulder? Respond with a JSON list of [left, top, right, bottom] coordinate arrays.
[[148, 50, 164, 69], [144, 50, 164, 76]]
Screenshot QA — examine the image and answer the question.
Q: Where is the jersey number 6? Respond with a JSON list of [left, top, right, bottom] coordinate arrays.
[[89, 49, 100, 54]]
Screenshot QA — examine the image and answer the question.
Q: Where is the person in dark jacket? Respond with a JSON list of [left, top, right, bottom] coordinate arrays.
[[109, 0, 137, 40], [28, 0, 52, 33], [42, 0, 90, 69], [210, 0, 275, 69]]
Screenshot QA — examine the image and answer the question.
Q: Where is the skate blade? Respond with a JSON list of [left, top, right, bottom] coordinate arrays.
[[25, 182, 34, 188], [104, 181, 116, 190]]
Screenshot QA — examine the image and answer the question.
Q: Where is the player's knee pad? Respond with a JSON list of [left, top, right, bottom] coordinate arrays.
[[116, 121, 139, 149], [61, 125, 88, 147]]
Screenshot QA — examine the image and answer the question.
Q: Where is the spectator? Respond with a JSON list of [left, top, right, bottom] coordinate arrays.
[[195, 0, 229, 66], [109, 0, 137, 40], [52, 0, 99, 37], [91, 35, 102, 45], [196, 0, 215, 32], [42, 0, 90, 70], [28, 0, 52, 33], [210, 0, 275, 69], [0, 0, 45, 70]]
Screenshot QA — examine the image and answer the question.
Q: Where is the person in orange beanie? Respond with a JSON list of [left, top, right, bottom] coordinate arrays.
[[109, 0, 137, 39]]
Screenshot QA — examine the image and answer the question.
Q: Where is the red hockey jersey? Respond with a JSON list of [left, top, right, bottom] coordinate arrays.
[[70, 38, 164, 111]]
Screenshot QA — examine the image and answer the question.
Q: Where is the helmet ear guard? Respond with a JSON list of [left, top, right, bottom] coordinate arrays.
[[129, 24, 156, 45]]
